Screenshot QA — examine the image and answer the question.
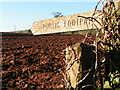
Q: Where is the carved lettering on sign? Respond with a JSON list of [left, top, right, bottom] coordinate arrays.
[[31, 11, 101, 35]]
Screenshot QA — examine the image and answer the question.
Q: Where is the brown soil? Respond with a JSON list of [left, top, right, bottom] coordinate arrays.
[[1, 32, 95, 89]]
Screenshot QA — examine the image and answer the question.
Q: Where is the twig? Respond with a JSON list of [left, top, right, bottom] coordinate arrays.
[[81, 84, 94, 89], [93, 0, 103, 16], [76, 69, 92, 85]]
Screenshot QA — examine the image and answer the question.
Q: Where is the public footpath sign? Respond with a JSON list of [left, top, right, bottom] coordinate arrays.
[[31, 11, 101, 35]]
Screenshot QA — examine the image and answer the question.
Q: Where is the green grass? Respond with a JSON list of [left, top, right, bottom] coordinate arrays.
[[12, 29, 31, 33]]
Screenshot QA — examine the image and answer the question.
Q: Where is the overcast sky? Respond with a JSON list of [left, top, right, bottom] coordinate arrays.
[[0, 1, 102, 32]]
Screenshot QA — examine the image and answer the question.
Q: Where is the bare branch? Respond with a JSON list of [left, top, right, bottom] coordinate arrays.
[[76, 69, 92, 85]]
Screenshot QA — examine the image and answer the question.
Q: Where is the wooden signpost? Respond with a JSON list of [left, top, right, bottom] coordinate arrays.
[[31, 11, 101, 35]]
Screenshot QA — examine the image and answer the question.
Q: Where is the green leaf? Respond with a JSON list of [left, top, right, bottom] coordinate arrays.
[[112, 77, 120, 84], [104, 81, 112, 88]]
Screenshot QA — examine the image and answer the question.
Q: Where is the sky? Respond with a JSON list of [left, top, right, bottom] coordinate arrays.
[[0, 1, 102, 32]]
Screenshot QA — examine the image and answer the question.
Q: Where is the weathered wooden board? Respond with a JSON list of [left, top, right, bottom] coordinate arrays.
[[31, 11, 101, 35]]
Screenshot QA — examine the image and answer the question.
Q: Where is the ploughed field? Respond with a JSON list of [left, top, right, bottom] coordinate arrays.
[[2, 32, 94, 89]]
